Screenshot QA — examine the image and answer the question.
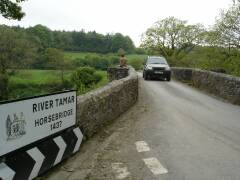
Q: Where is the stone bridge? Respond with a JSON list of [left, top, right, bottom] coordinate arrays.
[[35, 67, 240, 179]]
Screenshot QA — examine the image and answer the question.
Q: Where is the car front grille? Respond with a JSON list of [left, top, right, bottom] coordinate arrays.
[[153, 67, 165, 71]]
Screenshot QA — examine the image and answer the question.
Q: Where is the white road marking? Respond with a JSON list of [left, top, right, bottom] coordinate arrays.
[[135, 141, 150, 152], [143, 157, 168, 175], [53, 136, 67, 165], [0, 163, 15, 180], [111, 163, 130, 179], [73, 128, 83, 153], [27, 147, 45, 180]]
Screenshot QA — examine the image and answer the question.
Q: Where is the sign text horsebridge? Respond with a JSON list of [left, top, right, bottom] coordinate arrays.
[[0, 91, 77, 157]]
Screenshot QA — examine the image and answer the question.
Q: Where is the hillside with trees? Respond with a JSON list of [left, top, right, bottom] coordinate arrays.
[[0, 24, 137, 101], [14, 25, 135, 53]]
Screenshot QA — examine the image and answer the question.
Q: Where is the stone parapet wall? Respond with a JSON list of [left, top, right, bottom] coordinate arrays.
[[107, 66, 129, 82], [172, 67, 240, 105], [76, 67, 138, 139]]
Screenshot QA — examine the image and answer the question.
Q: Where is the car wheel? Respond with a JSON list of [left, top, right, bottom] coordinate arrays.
[[144, 73, 148, 80], [166, 75, 171, 81]]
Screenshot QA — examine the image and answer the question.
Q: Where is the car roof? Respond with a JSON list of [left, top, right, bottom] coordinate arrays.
[[146, 56, 168, 64], [147, 56, 166, 59]]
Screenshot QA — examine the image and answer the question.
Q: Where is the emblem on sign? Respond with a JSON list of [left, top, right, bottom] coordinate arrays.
[[6, 112, 26, 141]]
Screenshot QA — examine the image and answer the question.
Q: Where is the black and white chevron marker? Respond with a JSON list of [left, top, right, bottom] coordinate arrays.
[[0, 127, 83, 180]]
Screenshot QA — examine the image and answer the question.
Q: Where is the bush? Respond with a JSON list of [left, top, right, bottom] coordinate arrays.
[[72, 54, 119, 70], [128, 58, 144, 70], [135, 48, 146, 54], [71, 67, 102, 93]]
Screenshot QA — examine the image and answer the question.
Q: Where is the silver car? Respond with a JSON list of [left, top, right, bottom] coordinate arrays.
[[143, 56, 171, 81]]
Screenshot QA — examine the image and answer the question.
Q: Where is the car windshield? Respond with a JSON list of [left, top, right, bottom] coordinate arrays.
[[147, 58, 167, 64]]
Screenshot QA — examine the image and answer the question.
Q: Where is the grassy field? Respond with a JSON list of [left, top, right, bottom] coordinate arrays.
[[8, 69, 108, 100], [65, 52, 100, 60], [127, 54, 147, 60], [10, 70, 72, 85]]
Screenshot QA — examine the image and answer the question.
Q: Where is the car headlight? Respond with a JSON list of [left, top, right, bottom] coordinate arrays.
[[146, 66, 153, 70], [165, 66, 171, 70]]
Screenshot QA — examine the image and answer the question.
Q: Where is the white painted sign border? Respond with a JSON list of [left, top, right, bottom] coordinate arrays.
[[0, 90, 77, 157]]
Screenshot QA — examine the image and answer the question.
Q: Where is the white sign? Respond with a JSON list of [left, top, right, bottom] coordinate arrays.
[[0, 91, 77, 156]]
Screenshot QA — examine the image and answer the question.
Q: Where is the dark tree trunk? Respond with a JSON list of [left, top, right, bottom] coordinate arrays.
[[0, 73, 9, 101]]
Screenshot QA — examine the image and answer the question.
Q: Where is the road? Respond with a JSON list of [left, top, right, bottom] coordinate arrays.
[[45, 74, 240, 180]]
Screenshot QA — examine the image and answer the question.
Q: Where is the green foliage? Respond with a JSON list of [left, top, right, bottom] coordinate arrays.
[[66, 52, 148, 71], [118, 48, 126, 56], [45, 48, 65, 67], [0, 26, 38, 74], [94, 71, 108, 88], [128, 58, 144, 70], [27, 25, 54, 49], [0, 23, 38, 100], [71, 67, 103, 94], [135, 48, 146, 54], [0, 25, 135, 101], [0, 24, 136, 71], [65, 52, 99, 59], [213, 3, 240, 50], [55, 29, 134, 53], [0, 0, 26, 20], [140, 12, 240, 77], [127, 54, 147, 70], [8, 70, 73, 100], [167, 2, 240, 76], [24, 25, 135, 53], [171, 46, 240, 76], [141, 16, 205, 59], [66, 52, 119, 70], [127, 54, 147, 61], [5, 69, 107, 100], [44, 48, 71, 83]]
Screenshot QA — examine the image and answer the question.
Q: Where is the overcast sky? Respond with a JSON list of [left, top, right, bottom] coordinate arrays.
[[0, 0, 232, 46]]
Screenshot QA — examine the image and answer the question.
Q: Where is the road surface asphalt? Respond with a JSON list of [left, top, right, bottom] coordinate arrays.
[[44, 73, 240, 180]]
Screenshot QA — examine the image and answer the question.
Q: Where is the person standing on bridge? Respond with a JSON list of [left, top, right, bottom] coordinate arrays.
[[119, 54, 127, 67]]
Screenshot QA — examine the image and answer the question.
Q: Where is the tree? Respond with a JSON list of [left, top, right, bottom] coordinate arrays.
[[27, 25, 54, 49], [111, 33, 135, 53], [0, 0, 26, 20], [44, 48, 69, 84], [141, 17, 205, 59], [0, 27, 18, 74], [52, 31, 73, 50], [0, 73, 8, 100], [213, 3, 240, 53], [0, 25, 37, 100], [178, 24, 205, 51], [0, 26, 37, 74], [0, 24, 136, 55], [232, 0, 240, 5]]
